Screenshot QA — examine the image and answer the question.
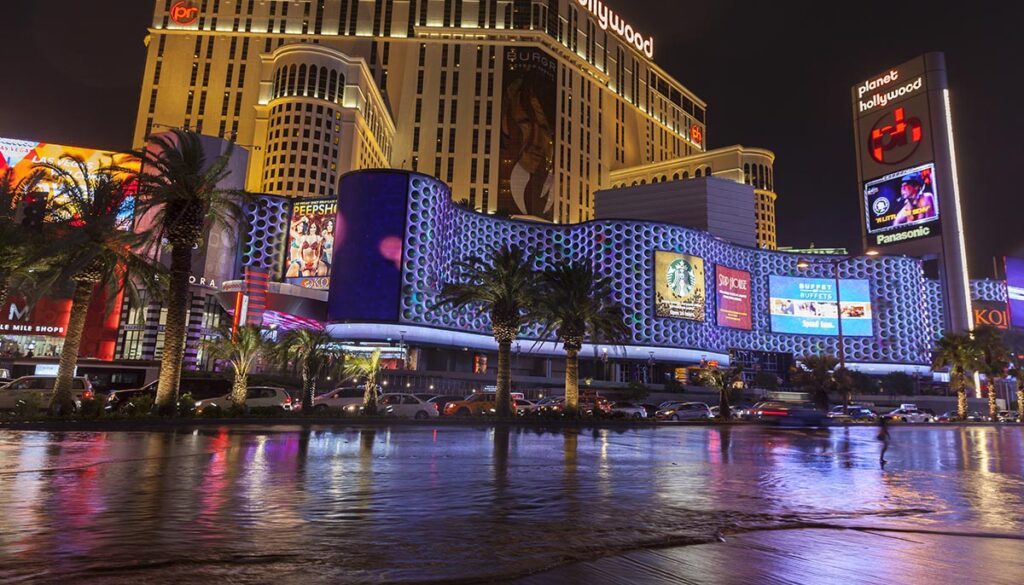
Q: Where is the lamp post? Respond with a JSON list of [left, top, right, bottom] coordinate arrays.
[[796, 251, 878, 371], [398, 330, 407, 369]]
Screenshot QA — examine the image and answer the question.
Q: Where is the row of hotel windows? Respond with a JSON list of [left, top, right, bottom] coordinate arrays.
[[272, 63, 346, 102]]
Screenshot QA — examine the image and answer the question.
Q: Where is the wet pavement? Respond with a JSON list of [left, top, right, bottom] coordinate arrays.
[[0, 424, 1022, 584]]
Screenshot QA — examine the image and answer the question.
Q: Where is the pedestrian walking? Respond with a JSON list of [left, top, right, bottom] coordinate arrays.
[[877, 417, 891, 468]]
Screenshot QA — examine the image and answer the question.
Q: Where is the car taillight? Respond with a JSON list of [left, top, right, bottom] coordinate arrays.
[[83, 390, 94, 400], [761, 410, 788, 416], [283, 395, 292, 404]]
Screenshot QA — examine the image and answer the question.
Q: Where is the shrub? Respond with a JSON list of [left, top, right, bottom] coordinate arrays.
[[124, 394, 155, 417], [78, 398, 104, 419], [623, 381, 650, 401], [176, 393, 197, 418], [13, 394, 44, 420]]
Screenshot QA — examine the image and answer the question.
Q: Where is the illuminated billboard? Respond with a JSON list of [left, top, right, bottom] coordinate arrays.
[[864, 162, 941, 246], [654, 251, 705, 321], [498, 47, 557, 220], [972, 300, 1009, 330], [769, 275, 873, 336], [284, 199, 338, 290], [715, 265, 751, 330], [1005, 257, 1024, 329]]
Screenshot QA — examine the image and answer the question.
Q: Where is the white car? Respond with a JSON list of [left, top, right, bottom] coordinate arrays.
[[0, 376, 94, 411], [514, 398, 538, 416], [656, 402, 712, 421], [195, 386, 296, 412], [883, 408, 934, 423], [610, 401, 647, 419], [379, 393, 439, 419], [313, 386, 374, 412]]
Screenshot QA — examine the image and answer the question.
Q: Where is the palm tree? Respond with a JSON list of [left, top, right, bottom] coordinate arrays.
[[791, 354, 840, 410], [932, 333, 981, 420], [535, 262, 629, 413], [275, 327, 345, 411], [971, 325, 1010, 420], [36, 156, 166, 415], [1009, 362, 1024, 422], [0, 168, 48, 307], [202, 324, 272, 407], [342, 349, 383, 416], [433, 245, 540, 417], [698, 364, 744, 420], [134, 130, 242, 411]]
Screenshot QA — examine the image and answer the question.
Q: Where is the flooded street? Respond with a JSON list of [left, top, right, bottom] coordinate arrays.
[[0, 424, 1022, 584]]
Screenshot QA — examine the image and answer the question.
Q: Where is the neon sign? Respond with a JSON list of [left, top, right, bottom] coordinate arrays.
[[170, 1, 199, 26], [576, 0, 654, 59], [869, 107, 922, 165], [690, 124, 703, 145]]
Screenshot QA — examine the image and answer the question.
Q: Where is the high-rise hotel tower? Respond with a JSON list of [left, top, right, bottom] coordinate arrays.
[[134, 0, 710, 223]]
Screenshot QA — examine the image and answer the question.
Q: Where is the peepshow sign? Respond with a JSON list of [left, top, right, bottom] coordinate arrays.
[[1005, 257, 1024, 329], [715, 265, 751, 330], [769, 275, 873, 337], [654, 251, 705, 321], [284, 199, 338, 290]]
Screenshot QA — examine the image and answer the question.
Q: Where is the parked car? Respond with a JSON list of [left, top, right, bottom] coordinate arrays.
[[827, 405, 878, 422], [882, 407, 934, 423], [312, 386, 376, 412], [514, 398, 538, 416], [379, 393, 439, 419], [443, 392, 512, 416], [427, 394, 468, 413], [578, 394, 613, 417], [753, 401, 829, 427], [641, 403, 660, 418], [997, 410, 1020, 423], [536, 397, 565, 415], [610, 401, 647, 419], [656, 402, 712, 421], [0, 376, 94, 411], [195, 386, 296, 413], [106, 377, 231, 412]]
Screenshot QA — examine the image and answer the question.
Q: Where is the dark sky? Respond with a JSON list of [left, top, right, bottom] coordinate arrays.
[[2, 1, 1023, 277]]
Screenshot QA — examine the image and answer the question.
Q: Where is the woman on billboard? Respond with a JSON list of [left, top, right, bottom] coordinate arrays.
[[285, 218, 329, 278]]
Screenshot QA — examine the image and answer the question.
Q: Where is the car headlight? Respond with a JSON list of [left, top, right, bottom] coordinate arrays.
[[195, 401, 202, 407]]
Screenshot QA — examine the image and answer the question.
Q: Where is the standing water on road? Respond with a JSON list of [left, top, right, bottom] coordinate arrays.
[[0, 425, 1022, 583]]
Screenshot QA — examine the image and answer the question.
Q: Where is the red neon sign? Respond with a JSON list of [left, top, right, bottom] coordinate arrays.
[[170, 1, 200, 25], [690, 125, 703, 145], [868, 107, 923, 165]]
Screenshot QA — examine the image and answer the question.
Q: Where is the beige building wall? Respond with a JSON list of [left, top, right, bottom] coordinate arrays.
[[607, 145, 778, 249], [134, 0, 706, 221]]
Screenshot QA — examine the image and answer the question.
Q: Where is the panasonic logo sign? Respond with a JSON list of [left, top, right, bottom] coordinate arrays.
[[577, 0, 654, 59], [875, 226, 931, 245]]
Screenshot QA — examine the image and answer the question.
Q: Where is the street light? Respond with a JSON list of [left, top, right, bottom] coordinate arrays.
[[796, 250, 879, 370]]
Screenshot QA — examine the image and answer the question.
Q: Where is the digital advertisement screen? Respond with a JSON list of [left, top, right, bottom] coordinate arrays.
[[498, 47, 557, 220], [715, 265, 752, 330], [1005, 257, 1024, 329], [769, 275, 873, 336], [654, 251, 705, 321], [864, 162, 940, 246], [284, 199, 338, 289]]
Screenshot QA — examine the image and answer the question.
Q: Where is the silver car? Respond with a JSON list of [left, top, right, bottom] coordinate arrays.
[[656, 402, 712, 421]]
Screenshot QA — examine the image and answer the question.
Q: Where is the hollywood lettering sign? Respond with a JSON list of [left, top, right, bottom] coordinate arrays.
[[577, 0, 654, 59], [170, 1, 200, 26]]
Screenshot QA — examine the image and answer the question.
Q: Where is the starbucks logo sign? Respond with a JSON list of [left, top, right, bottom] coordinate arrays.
[[666, 258, 698, 298]]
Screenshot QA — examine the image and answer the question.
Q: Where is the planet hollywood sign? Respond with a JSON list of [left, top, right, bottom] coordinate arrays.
[[856, 68, 924, 114], [577, 0, 654, 59]]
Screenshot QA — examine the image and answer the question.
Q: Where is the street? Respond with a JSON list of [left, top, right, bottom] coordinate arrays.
[[0, 424, 1021, 583]]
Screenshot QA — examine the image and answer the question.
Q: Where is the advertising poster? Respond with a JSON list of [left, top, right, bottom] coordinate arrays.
[[654, 251, 705, 321], [715, 265, 752, 330], [864, 162, 941, 246], [972, 300, 1009, 330], [1, 136, 138, 228], [1005, 257, 1024, 329], [284, 199, 338, 289], [498, 47, 557, 220], [769, 275, 873, 336]]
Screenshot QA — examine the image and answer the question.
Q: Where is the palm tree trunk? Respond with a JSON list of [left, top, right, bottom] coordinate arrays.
[[51, 281, 94, 415], [301, 360, 315, 412], [564, 348, 580, 414], [230, 371, 248, 405], [362, 382, 378, 416], [719, 387, 731, 421], [495, 340, 512, 417], [155, 243, 193, 412], [957, 380, 968, 420], [1017, 387, 1023, 420], [987, 378, 999, 420]]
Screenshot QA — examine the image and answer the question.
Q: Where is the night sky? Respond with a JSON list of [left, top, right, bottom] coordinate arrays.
[[2, 1, 1022, 277]]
